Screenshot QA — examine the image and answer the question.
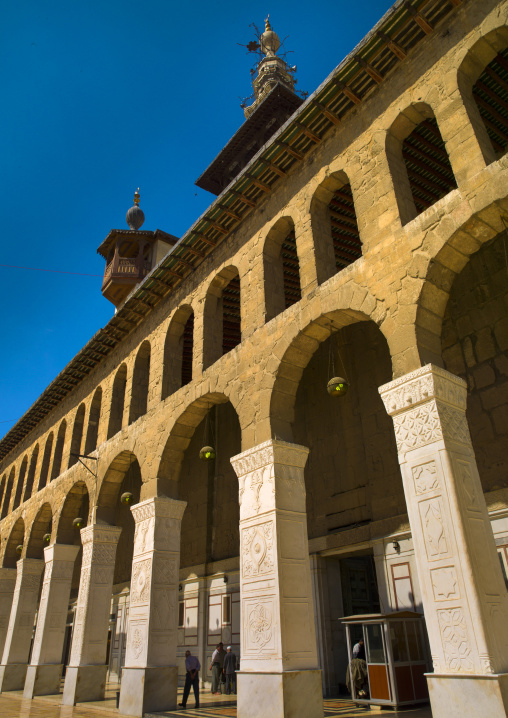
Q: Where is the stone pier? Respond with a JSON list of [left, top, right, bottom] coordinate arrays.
[[24, 543, 80, 698], [0, 559, 44, 692], [231, 439, 323, 718], [62, 524, 121, 705], [118, 496, 186, 716], [379, 365, 508, 718]]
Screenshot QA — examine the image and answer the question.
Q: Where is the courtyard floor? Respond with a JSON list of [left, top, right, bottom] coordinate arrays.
[[0, 690, 433, 718]]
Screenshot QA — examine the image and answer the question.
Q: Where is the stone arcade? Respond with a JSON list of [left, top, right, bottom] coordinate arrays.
[[1, 1, 508, 716]]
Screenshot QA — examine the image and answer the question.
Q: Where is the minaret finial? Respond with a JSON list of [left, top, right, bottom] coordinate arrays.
[[126, 188, 145, 230]]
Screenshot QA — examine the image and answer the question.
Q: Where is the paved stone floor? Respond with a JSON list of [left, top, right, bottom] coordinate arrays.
[[0, 691, 433, 718]]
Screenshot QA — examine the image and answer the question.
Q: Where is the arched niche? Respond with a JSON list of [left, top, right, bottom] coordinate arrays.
[[386, 103, 458, 225], [203, 267, 241, 370], [108, 364, 127, 438], [84, 387, 102, 455], [129, 342, 151, 424], [26, 502, 53, 559], [69, 404, 86, 468], [263, 217, 302, 322], [162, 305, 194, 400]]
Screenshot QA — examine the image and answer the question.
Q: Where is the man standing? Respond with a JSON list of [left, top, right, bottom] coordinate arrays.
[[223, 645, 237, 695], [210, 641, 226, 694], [179, 649, 200, 709]]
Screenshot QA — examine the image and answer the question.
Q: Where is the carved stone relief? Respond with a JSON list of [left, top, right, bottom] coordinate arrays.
[[242, 522, 274, 578], [248, 603, 273, 650], [437, 607, 474, 673], [431, 566, 459, 600], [419, 498, 449, 560], [131, 559, 152, 604], [412, 460, 439, 495], [393, 402, 442, 454]]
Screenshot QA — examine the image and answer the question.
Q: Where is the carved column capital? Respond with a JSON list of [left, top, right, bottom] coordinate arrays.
[[379, 364, 471, 456], [231, 439, 309, 479], [80, 523, 122, 547], [131, 496, 186, 524]]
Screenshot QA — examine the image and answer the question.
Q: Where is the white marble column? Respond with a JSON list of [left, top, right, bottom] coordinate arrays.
[[0, 558, 44, 691], [62, 524, 121, 705], [231, 439, 323, 718], [24, 543, 80, 698], [379, 364, 508, 718], [0, 570, 16, 660], [118, 496, 186, 717]]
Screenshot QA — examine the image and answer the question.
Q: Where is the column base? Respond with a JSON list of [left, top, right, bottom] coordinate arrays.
[[119, 666, 178, 716], [427, 672, 508, 718], [23, 664, 63, 698], [237, 670, 323, 718], [62, 665, 107, 705], [0, 664, 28, 692]]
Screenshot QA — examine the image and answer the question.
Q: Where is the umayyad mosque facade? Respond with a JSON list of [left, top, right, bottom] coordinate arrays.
[[1, 0, 508, 716]]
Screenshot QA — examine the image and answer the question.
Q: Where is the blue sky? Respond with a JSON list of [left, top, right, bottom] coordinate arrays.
[[0, 0, 392, 440]]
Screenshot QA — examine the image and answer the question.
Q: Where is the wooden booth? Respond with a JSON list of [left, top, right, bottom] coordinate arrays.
[[342, 611, 430, 707]]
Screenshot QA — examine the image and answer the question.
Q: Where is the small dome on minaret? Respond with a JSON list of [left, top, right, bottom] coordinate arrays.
[[260, 16, 280, 56], [126, 188, 145, 230]]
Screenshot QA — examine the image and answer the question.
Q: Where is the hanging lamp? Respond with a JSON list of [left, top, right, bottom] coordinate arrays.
[[43, 533, 51, 545], [120, 454, 135, 505], [326, 328, 350, 397], [199, 405, 216, 461], [73, 517, 84, 529], [16, 544, 23, 555]]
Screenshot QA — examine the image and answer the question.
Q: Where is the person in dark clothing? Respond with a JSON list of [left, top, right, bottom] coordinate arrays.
[[223, 645, 237, 695], [179, 650, 200, 709], [352, 639, 366, 661]]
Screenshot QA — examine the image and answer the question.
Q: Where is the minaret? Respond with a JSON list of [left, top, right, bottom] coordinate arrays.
[[195, 15, 303, 195], [97, 190, 177, 309], [244, 16, 296, 118]]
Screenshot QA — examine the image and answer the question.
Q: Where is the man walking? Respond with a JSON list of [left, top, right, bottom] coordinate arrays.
[[179, 649, 200, 709], [210, 641, 226, 694], [223, 645, 237, 695]]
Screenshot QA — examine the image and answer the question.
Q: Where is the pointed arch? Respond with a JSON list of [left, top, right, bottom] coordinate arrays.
[[84, 387, 102, 455], [203, 266, 241, 369], [263, 217, 302, 322], [3, 517, 24, 568], [56, 480, 90, 545], [1, 467, 15, 519], [23, 445, 39, 502], [68, 404, 86, 468], [129, 341, 151, 424], [12, 456, 28, 511], [38, 433, 53, 491], [50, 420, 67, 481], [162, 305, 194, 400], [458, 26, 508, 165], [386, 103, 458, 225], [26, 503, 53, 559], [108, 363, 127, 438], [310, 171, 362, 285]]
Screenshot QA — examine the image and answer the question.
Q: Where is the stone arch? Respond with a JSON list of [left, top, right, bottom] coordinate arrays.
[[38, 433, 53, 491], [415, 201, 506, 366], [69, 404, 86, 468], [457, 25, 508, 166], [0, 474, 5, 514], [310, 169, 362, 285], [12, 455, 28, 511], [129, 341, 151, 424], [269, 306, 384, 442], [386, 102, 458, 225], [23, 444, 39, 502], [3, 517, 24, 568], [108, 363, 127, 438], [50, 419, 67, 481], [162, 305, 194, 400], [1, 467, 15, 519], [96, 450, 142, 524], [26, 502, 53, 559], [97, 450, 142, 584], [158, 392, 236, 485], [263, 216, 302, 322], [203, 266, 241, 369], [84, 387, 102, 455], [55, 480, 90, 545]]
